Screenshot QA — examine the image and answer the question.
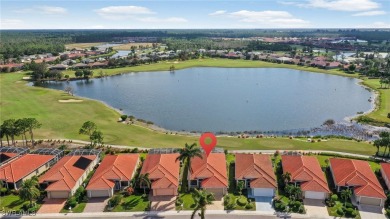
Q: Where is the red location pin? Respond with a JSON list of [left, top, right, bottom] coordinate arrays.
[[199, 132, 217, 157]]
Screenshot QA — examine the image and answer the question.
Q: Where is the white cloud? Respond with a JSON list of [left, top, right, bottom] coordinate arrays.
[[38, 6, 67, 14], [0, 19, 25, 29], [13, 6, 67, 15], [280, 0, 380, 12], [137, 17, 188, 23], [209, 10, 226, 16], [352, 10, 386, 16], [95, 6, 154, 19], [229, 10, 310, 28]]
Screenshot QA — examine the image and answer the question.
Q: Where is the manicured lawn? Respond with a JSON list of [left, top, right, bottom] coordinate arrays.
[[112, 194, 149, 212], [224, 193, 255, 210], [65, 42, 105, 49], [60, 202, 86, 213], [178, 193, 196, 210], [0, 58, 386, 154], [361, 79, 390, 125], [0, 195, 30, 211]]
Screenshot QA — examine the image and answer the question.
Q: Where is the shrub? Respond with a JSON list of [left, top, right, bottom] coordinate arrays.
[[245, 203, 253, 209], [74, 186, 86, 203], [345, 202, 353, 209], [65, 197, 78, 209], [386, 209, 390, 217], [126, 187, 134, 196], [0, 187, 9, 196], [336, 207, 344, 215], [223, 195, 231, 206], [236, 196, 248, 206], [10, 189, 18, 195], [331, 194, 338, 201], [120, 115, 128, 121], [108, 195, 122, 207], [274, 200, 286, 211], [345, 207, 354, 215]]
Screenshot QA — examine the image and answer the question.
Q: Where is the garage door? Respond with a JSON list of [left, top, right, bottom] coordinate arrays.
[[360, 196, 382, 206], [89, 190, 110, 198], [154, 189, 175, 196], [50, 191, 70, 199], [253, 188, 274, 197], [305, 191, 326, 200]]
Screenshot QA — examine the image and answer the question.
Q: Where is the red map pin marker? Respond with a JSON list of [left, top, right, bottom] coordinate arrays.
[[199, 132, 217, 157]]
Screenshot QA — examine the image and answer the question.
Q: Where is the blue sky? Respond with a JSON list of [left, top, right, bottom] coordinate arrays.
[[1, 0, 389, 29]]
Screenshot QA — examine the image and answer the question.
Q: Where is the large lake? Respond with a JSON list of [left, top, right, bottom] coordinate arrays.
[[39, 68, 374, 132]]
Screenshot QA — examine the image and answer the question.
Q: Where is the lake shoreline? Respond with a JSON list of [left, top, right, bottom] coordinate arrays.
[[33, 66, 383, 138]]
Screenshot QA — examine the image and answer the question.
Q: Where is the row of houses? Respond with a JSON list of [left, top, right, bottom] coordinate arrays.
[[1, 146, 389, 208]]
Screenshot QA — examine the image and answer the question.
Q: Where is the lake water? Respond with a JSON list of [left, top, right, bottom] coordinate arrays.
[[38, 68, 374, 132]]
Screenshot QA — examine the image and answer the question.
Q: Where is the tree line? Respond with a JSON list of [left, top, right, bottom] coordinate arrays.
[[0, 118, 42, 147]]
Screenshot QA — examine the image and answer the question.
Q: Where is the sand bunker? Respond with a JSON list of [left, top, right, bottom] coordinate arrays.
[[58, 99, 83, 103]]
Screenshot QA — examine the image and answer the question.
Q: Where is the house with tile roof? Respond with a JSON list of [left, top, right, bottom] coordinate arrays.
[[86, 154, 139, 198], [380, 163, 390, 191], [39, 155, 98, 199], [0, 147, 29, 166], [330, 158, 386, 207], [188, 153, 228, 197], [0, 154, 58, 190], [281, 155, 330, 200], [235, 154, 277, 197], [140, 153, 180, 196]]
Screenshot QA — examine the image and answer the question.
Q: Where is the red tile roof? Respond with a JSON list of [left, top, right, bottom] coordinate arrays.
[[282, 155, 330, 193], [330, 158, 385, 198], [39, 155, 97, 191], [0, 154, 55, 183], [140, 153, 180, 189], [381, 163, 390, 188], [235, 154, 276, 189], [0, 152, 18, 163], [190, 153, 228, 188], [86, 154, 139, 190]]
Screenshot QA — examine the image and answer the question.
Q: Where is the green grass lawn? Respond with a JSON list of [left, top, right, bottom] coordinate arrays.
[[112, 194, 149, 212], [224, 193, 255, 210], [178, 193, 196, 210], [0, 195, 30, 211], [0, 58, 387, 154], [60, 202, 86, 213]]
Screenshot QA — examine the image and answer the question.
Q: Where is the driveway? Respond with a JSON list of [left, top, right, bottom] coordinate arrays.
[[37, 198, 66, 213], [303, 199, 329, 219], [150, 195, 176, 211], [84, 197, 109, 212], [358, 204, 386, 219], [254, 196, 273, 212]]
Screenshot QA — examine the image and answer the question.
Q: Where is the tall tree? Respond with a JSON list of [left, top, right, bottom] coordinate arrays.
[[1, 119, 17, 146], [79, 121, 97, 146], [191, 189, 215, 219], [19, 176, 40, 206], [137, 173, 151, 196], [26, 118, 42, 145], [90, 130, 104, 148], [15, 118, 29, 146]]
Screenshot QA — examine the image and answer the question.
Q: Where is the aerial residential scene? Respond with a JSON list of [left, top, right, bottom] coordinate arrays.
[[0, 0, 390, 219]]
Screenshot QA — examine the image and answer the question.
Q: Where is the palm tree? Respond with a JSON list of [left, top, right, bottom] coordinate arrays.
[[176, 143, 203, 173], [137, 173, 151, 196], [282, 172, 291, 185], [191, 189, 215, 219], [374, 139, 382, 155], [340, 189, 352, 206], [19, 176, 40, 206]]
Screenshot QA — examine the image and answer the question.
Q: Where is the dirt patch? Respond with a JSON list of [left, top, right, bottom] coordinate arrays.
[[58, 99, 83, 103]]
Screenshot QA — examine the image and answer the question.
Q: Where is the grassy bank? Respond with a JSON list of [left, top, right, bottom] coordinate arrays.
[[0, 59, 387, 155]]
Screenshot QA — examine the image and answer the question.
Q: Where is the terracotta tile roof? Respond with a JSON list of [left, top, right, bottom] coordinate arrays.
[[86, 154, 139, 190], [190, 153, 228, 188], [281, 155, 330, 193], [235, 154, 276, 189], [381, 163, 390, 189], [39, 155, 97, 191], [330, 158, 385, 198], [0, 154, 55, 183], [140, 153, 180, 189]]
